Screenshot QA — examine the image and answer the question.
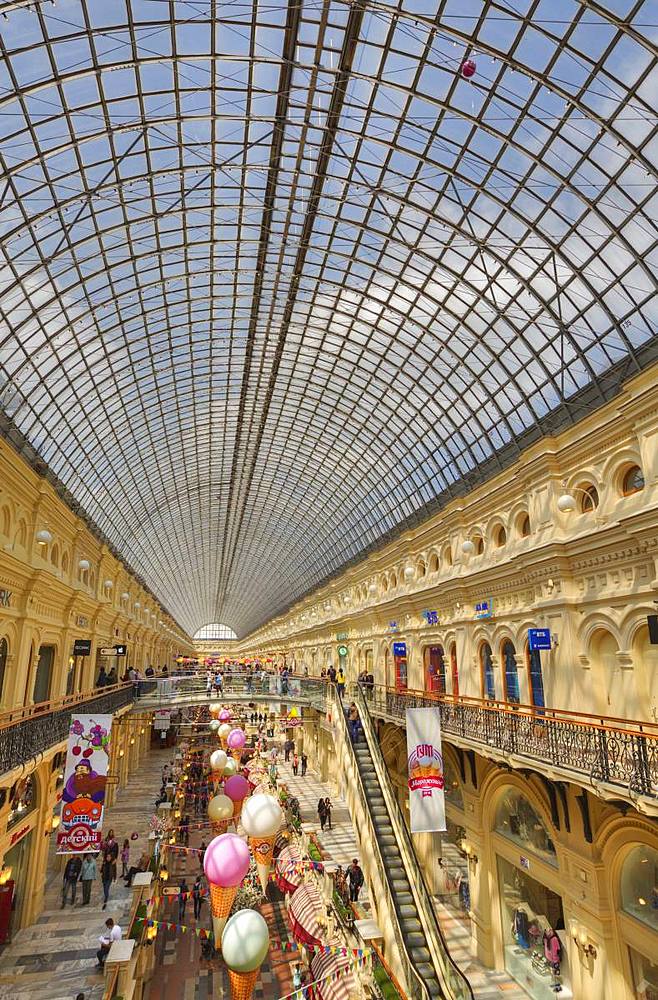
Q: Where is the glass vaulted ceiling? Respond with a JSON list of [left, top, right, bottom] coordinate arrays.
[[0, 0, 656, 638]]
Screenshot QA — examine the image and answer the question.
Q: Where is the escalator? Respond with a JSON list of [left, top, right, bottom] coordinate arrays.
[[335, 686, 473, 1000]]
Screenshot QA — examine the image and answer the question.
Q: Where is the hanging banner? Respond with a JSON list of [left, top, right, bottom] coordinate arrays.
[[406, 707, 446, 833], [57, 714, 112, 854]]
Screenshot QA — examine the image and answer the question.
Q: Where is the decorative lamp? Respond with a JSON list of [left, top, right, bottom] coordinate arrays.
[[104, 579, 113, 590], [36, 528, 52, 545], [557, 493, 577, 513], [403, 564, 414, 580], [203, 833, 251, 945], [78, 558, 90, 571], [221, 909, 269, 1000], [461, 539, 476, 555], [241, 793, 284, 894]]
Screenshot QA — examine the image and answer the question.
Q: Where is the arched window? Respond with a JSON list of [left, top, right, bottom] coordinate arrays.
[[428, 552, 439, 574], [480, 642, 495, 700], [416, 559, 426, 579], [193, 623, 238, 641], [493, 525, 507, 547], [620, 845, 658, 931], [579, 483, 599, 513], [473, 535, 484, 555], [502, 640, 520, 703], [526, 642, 545, 710], [50, 544, 59, 567], [622, 465, 644, 497], [0, 638, 7, 703], [449, 643, 459, 698], [518, 513, 531, 537], [426, 646, 446, 694], [389, 572, 397, 589], [0, 507, 10, 537], [443, 544, 452, 567], [495, 790, 556, 863]]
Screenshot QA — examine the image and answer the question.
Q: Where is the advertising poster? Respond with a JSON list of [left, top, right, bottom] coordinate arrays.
[[406, 707, 446, 834], [56, 714, 112, 854]]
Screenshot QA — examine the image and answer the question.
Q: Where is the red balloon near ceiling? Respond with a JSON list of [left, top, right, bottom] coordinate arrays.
[[461, 58, 476, 79]]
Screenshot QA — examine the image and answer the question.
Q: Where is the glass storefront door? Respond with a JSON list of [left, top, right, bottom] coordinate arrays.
[[33, 645, 55, 703], [497, 855, 572, 999], [3, 831, 33, 934]]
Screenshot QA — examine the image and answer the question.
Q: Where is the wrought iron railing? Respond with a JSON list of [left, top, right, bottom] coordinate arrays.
[[368, 686, 658, 799], [349, 686, 474, 1000], [0, 684, 135, 778]]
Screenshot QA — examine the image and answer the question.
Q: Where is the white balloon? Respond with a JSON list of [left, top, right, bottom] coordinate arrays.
[[209, 719, 220, 732], [241, 792, 283, 837], [221, 908, 269, 972], [218, 723, 231, 739], [210, 749, 228, 772]]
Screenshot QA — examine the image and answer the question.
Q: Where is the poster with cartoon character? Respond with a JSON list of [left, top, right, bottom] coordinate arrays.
[[56, 715, 112, 854]]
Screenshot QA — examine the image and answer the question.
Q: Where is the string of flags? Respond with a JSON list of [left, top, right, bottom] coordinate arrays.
[[277, 954, 370, 1000]]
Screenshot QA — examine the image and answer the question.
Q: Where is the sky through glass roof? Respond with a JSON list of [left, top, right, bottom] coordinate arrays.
[[0, 0, 656, 636]]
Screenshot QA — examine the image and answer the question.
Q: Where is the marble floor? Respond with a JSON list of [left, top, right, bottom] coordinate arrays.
[[0, 745, 170, 1000]]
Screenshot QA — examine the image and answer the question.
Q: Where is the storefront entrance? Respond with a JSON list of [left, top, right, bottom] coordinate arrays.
[[425, 646, 446, 694], [33, 644, 55, 703], [3, 830, 33, 936], [497, 855, 571, 999]]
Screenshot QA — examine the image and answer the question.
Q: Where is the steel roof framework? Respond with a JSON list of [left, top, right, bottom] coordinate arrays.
[[0, 0, 656, 636]]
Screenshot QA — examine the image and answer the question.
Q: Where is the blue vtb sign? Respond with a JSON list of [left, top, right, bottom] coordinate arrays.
[[528, 629, 551, 651], [393, 642, 407, 657]]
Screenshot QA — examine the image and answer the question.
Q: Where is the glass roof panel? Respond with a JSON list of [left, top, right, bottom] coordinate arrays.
[[0, 0, 656, 636]]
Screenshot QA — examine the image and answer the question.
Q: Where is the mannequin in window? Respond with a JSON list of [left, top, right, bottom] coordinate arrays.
[[543, 927, 561, 970], [513, 907, 530, 949]]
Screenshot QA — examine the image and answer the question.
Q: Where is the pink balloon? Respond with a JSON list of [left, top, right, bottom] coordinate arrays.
[[203, 833, 250, 888], [227, 728, 246, 749], [219, 709, 231, 722], [224, 774, 250, 802], [461, 58, 476, 79]]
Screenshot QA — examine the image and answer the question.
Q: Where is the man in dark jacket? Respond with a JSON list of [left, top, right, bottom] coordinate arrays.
[[62, 855, 82, 907], [347, 859, 364, 902]]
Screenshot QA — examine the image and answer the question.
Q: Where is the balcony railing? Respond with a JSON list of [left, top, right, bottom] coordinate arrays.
[[368, 686, 658, 801], [0, 683, 135, 778], [133, 670, 658, 801]]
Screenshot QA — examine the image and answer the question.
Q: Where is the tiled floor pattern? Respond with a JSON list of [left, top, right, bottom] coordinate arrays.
[[0, 746, 171, 1000]]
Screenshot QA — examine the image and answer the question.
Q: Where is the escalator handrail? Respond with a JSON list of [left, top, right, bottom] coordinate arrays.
[[352, 686, 475, 1000], [330, 688, 433, 1000]]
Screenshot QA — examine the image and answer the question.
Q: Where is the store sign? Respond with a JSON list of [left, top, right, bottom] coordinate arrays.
[[528, 629, 551, 651], [474, 599, 493, 620], [153, 710, 171, 731], [336, 632, 348, 641], [57, 714, 111, 855], [99, 645, 126, 656], [406, 707, 446, 833], [388, 621, 399, 632], [393, 642, 407, 658], [9, 824, 30, 846], [422, 610, 439, 626], [73, 639, 92, 657], [337, 644, 348, 658], [0, 590, 12, 608]]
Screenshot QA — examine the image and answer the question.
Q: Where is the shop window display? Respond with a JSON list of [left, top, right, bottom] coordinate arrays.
[[498, 856, 571, 998], [443, 759, 463, 811], [628, 949, 658, 1000], [621, 846, 658, 932], [7, 775, 36, 829], [495, 791, 557, 865], [437, 820, 470, 918]]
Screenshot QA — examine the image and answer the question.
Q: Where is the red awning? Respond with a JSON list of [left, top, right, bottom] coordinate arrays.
[[310, 951, 359, 1000], [275, 844, 303, 896], [288, 881, 327, 947]]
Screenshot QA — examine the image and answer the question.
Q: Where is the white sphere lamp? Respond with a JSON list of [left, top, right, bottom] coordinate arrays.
[[557, 493, 577, 513], [78, 558, 90, 571], [461, 539, 476, 555], [36, 528, 52, 545]]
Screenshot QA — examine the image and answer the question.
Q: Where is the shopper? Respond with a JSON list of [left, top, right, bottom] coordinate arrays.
[[347, 859, 364, 901], [324, 797, 332, 830], [178, 878, 188, 923], [61, 855, 82, 908], [317, 797, 327, 831], [101, 829, 119, 862], [292, 752, 299, 776], [336, 667, 346, 699], [101, 852, 116, 909], [198, 841, 207, 873], [192, 875, 203, 920], [81, 852, 97, 906], [301, 752, 308, 776], [348, 702, 361, 744], [120, 839, 130, 878], [96, 918, 122, 968]]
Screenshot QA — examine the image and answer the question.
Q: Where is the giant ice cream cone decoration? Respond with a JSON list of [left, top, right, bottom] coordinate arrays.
[[241, 793, 283, 896], [209, 748, 228, 785], [207, 793, 233, 837], [218, 723, 231, 749], [203, 833, 251, 949], [227, 727, 246, 764], [221, 909, 270, 1000], [224, 774, 250, 828]]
